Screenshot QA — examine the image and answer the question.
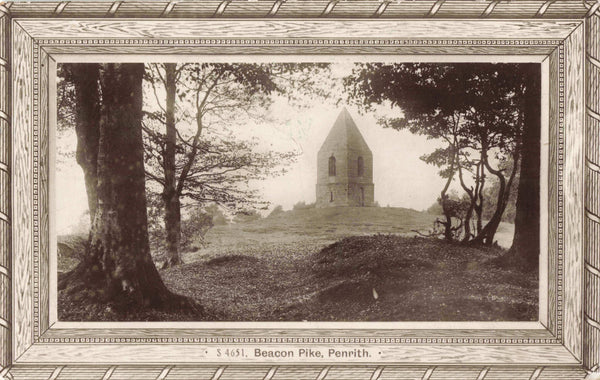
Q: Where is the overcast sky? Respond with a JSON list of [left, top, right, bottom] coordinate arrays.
[[56, 62, 448, 234]]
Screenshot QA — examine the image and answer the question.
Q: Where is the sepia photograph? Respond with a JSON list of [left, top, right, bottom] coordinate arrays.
[[55, 61, 541, 322], [3, 4, 599, 378]]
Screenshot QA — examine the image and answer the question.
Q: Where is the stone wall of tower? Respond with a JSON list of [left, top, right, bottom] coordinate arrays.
[[316, 183, 350, 207], [347, 183, 374, 207], [316, 147, 348, 185], [316, 146, 347, 207], [315, 182, 374, 207], [346, 148, 373, 183], [316, 145, 374, 207]]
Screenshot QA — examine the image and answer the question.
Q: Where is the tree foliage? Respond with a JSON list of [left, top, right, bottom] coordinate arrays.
[[143, 63, 329, 266], [345, 63, 536, 247]]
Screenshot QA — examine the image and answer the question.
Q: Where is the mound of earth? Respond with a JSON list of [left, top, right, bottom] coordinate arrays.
[[315, 278, 376, 304], [205, 254, 259, 266], [57, 233, 87, 273], [58, 220, 533, 321], [312, 235, 460, 280]]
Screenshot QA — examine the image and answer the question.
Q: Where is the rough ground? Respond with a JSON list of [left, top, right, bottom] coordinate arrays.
[[58, 207, 535, 321]]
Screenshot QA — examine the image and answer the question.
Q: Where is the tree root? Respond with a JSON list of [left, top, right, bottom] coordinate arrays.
[[489, 248, 537, 273], [58, 263, 205, 319], [161, 256, 183, 269]]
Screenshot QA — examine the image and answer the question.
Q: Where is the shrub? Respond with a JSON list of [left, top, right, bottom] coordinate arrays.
[[147, 199, 218, 255], [292, 201, 316, 210], [268, 205, 284, 217], [426, 201, 443, 215], [180, 207, 214, 251], [204, 204, 229, 225], [233, 209, 262, 223]]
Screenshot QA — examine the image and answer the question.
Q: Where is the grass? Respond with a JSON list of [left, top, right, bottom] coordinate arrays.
[[58, 206, 536, 321], [310, 235, 536, 321], [240, 206, 437, 236]]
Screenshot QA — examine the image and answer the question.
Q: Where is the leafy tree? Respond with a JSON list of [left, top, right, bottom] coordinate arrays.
[[421, 144, 462, 241], [346, 63, 473, 241], [461, 66, 523, 246], [345, 63, 539, 256], [144, 63, 327, 268], [58, 63, 198, 314]]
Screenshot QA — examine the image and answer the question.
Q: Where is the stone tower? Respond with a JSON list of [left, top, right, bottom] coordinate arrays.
[[316, 108, 374, 207]]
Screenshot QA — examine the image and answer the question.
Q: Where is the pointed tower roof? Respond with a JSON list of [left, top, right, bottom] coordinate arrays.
[[318, 107, 371, 155]]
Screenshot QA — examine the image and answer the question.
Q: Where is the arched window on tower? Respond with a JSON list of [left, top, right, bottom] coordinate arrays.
[[329, 155, 336, 176], [357, 156, 364, 177]]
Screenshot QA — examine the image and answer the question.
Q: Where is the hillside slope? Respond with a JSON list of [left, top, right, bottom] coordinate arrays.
[[235, 206, 435, 236], [160, 234, 536, 322], [199, 206, 513, 260], [58, 207, 529, 321]]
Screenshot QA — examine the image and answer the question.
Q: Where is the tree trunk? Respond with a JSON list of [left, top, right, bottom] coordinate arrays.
[[471, 145, 519, 246], [438, 177, 456, 242], [161, 63, 182, 268], [474, 209, 503, 246], [475, 162, 485, 235], [475, 202, 483, 234], [471, 145, 504, 246], [462, 204, 474, 243], [60, 63, 199, 313], [507, 64, 541, 271], [71, 64, 101, 222], [457, 162, 478, 243], [163, 193, 182, 268], [440, 196, 454, 241]]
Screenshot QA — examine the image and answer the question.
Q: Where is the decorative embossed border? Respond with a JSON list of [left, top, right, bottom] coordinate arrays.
[[0, 1, 599, 379]]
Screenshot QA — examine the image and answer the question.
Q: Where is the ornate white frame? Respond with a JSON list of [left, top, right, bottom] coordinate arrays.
[[0, 1, 599, 379]]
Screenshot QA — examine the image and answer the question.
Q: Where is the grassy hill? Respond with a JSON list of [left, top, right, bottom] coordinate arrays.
[[246, 206, 437, 235], [164, 207, 529, 322], [184, 206, 513, 264], [177, 206, 438, 266]]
